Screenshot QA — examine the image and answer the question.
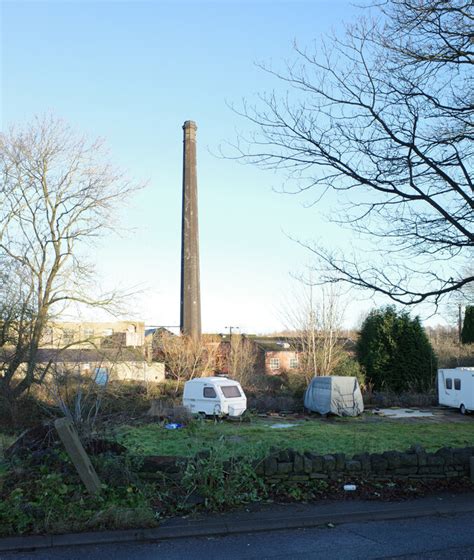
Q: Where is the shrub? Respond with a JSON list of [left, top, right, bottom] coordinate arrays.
[[332, 355, 365, 387], [179, 447, 265, 510], [147, 401, 193, 424], [244, 373, 305, 412], [0, 450, 156, 536], [371, 390, 437, 408], [246, 394, 301, 413], [357, 306, 437, 392], [278, 371, 308, 399], [0, 395, 55, 431]]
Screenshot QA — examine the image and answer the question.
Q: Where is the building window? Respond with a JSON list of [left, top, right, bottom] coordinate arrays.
[[43, 327, 54, 345], [63, 329, 74, 345], [269, 358, 280, 370], [203, 387, 217, 398], [83, 328, 94, 339], [102, 328, 114, 337], [446, 378, 452, 390], [289, 357, 299, 369], [454, 378, 461, 390]]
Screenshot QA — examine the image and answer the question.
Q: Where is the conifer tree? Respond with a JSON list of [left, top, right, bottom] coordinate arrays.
[[357, 307, 437, 392], [461, 306, 474, 345]]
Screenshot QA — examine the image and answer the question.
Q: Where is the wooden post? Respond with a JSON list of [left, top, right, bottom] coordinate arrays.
[[55, 417, 101, 495]]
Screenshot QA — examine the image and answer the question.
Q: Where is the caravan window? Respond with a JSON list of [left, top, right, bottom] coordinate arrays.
[[445, 378, 452, 390], [203, 387, 217, 398], [221, 385, 241, 398], [454, 378, 461, 390]]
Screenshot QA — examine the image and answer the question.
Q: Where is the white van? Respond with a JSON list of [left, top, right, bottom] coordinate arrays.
[[182, 377, 247, 417], [438, 368, 474, 414]]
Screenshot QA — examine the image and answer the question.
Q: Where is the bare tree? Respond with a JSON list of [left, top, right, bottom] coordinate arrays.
[[0, 115, 140, 404], [230, 0, 473, 307], [227, 334, 257, 387], [283, 279, 346, 381], [156, 332, 219, 393]]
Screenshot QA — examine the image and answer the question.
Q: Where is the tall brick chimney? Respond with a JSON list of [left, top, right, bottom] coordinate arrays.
[[180, 120, 201, 340]]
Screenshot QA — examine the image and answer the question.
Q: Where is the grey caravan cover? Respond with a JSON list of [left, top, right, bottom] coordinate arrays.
[[304, 376, 364, 417]]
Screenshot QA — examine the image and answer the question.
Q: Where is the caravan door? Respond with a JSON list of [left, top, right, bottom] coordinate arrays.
[[438, 370, 455, 408]]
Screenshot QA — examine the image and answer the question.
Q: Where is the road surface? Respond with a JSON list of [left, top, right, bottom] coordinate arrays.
[[2, 511, 474, 560]]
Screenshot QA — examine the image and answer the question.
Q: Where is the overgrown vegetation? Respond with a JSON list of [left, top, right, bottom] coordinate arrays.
[[2, 408, 474, 537], [166, 445, 265, 512], [428, 326, 474, 369], [0, 448, 156, 536], [0, 433, 265, 536]]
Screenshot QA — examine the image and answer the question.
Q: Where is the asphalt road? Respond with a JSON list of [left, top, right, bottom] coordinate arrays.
[[2, 512, 474, 560]]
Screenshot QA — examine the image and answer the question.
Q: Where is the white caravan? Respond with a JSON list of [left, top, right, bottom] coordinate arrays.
[[182, 377, 247, 417], [438, 368, 474, 414]]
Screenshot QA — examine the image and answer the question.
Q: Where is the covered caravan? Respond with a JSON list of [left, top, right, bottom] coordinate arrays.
[[304, 376, 364, 417]]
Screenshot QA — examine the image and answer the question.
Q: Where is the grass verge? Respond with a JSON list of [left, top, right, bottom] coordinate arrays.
[[117, 415, 474, 458]]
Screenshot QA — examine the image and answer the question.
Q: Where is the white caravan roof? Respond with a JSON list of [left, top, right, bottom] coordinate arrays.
[[185, 377, 240, 386]]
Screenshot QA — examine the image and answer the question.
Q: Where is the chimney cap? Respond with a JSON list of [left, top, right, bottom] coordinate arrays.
[[183, 120, 197, 130]]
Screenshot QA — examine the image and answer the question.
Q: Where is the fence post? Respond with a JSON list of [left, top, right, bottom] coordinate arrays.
[[55, 417, 101, 495]]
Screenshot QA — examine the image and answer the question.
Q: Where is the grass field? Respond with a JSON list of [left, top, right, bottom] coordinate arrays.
[[117, 415, 474, 459]]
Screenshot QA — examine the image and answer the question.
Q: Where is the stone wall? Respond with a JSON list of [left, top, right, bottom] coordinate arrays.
[[258, 445, 474, 483], [140, 445, 474, 483]]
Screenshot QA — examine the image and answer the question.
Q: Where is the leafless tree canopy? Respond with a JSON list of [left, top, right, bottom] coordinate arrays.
[[155, 332, 219, 392], [0, 115, 140, 401], [230, 0, 473, 306], [283, 280, 346, 381], [227, 334, 257, 386]]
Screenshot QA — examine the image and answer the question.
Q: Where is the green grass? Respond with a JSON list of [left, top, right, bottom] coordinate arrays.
[[117, 416, 474, 459]]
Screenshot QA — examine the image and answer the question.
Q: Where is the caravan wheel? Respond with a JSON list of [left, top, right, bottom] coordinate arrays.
[[460, 404, 467, 415]]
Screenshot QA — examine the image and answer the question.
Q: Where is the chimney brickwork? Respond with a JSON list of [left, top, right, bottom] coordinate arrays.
[[180, 120, 201, 340]]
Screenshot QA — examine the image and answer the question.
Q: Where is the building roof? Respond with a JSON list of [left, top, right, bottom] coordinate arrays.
[[29, 347, 145, 364], [246, 336, 300, 352], [222, 334, 357, 353], [145, 327, 176, 338]]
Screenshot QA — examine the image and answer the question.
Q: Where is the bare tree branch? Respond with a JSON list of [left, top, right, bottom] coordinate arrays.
[[226, 0, 473, 306], [0, 115, 143, 402]]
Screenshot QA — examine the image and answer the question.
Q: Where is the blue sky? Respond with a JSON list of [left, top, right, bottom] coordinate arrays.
[[2, 0, 443, 332]]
